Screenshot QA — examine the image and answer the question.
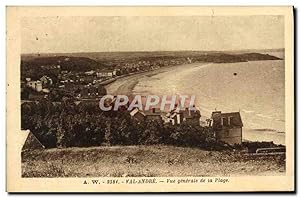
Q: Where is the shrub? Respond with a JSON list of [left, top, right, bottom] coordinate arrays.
[[21, 101, 224, 150]]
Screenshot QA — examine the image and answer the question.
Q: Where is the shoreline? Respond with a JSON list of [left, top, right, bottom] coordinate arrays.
[[104, 61, 285, 145]]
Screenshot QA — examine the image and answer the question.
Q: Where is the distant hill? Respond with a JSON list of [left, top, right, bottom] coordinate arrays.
[[21, 56, 107, 72], [237, 53, 281, 61], [21, 49, 284, 61], [21, 50, 282, 72]]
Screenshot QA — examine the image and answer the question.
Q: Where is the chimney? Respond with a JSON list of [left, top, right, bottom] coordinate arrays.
[[212, 111, 221, 116]]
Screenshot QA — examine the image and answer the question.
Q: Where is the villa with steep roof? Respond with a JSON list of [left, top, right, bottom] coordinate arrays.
[[211, 111, 243, 145]]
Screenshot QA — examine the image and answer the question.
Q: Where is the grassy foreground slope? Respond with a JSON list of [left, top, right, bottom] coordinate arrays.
[[22, 145, 285, 177]]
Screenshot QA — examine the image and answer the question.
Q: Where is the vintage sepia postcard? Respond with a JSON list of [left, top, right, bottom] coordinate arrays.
[[6, 6, 294, 192]]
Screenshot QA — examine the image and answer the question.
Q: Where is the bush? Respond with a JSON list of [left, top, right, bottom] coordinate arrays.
[[21, 101, 224, 150]]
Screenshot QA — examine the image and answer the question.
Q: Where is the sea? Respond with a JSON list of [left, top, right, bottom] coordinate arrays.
[[129, 51, 285, 144]]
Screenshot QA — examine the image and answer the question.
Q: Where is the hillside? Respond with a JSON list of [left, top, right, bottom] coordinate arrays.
[[21, 49, 284, 61], [21, 56, 107, 72], [22, 145, 285, 177]]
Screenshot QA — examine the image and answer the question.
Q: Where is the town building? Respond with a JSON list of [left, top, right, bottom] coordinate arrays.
[[130, 108, 163, 123], [130, 108, 146, 122], [96, 70, 117, 78], [144, 108, 163, 122], [166, 107, 201, 125], [40, 75, 53, 87], [84, 70, 95, 75], [64, 83, 107, 99], [26, 80, 43, 92], [181, 108, 201, 125]]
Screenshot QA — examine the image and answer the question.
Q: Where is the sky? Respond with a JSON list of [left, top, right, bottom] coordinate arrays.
[[21, 16, 284, 53]]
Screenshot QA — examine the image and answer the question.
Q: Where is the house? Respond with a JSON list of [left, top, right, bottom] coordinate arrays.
[[130, 108, 163, 123], [21, 130, 45, 151], [144, 108, 163, 122], [26, 80, 43, 92], [130, 108, 146, 122], [64, 83, 107, 99], [211, 111, 243, 145], [80, 84, 107, 98], [42, 88, 50, 93], [166, 107, 201, 125], [40, 75, 53, 87], [85, 70, 95, 75], [181, 107, 201, 125], [166, 110, 183, 125]]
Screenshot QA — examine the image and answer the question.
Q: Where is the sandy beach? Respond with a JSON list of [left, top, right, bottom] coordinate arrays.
[[105, 64, 188, 95]]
